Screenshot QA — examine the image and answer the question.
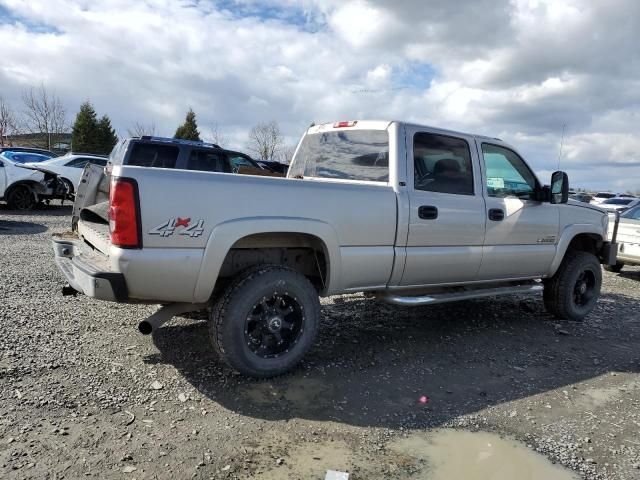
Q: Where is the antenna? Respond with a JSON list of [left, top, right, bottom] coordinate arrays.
[[557, 123, 566, 170]]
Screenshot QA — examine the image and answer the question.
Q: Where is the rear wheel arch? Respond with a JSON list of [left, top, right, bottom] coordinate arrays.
[[5, 181, 40, 210], [193, 219, 342, 303], [219, 232, 330, 291]]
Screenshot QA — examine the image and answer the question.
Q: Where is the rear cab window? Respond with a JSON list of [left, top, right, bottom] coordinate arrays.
[[288, 128, 389, 183]]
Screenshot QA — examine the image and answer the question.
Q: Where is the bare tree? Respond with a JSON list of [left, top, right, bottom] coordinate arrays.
[[247, 120, 283, 161], [277, 144, 297, 164], [207, 121, 227, 147], [127, 121, 156, 138], [21, 84, 68, 150], [0, 96, 18, 146]]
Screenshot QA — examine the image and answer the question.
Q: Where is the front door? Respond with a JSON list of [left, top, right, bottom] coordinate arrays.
[[477, 141, 559, 280], [400, 128, 486, 286]]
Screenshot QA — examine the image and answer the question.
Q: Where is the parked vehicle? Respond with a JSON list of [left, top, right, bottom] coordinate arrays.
[[26, 154, 108, 194], [0, 152, 67, 210], [598, 197, 640, 213], [605, 206, 640, 273], [52, 120, 619, 377], [108, 136, 266, 174], [590, 192, 617, 205], [0, 146, 57, 158], [570, 193, 593, 203]]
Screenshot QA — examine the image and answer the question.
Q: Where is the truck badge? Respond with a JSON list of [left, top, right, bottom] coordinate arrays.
[[149, 218, 205, 237]]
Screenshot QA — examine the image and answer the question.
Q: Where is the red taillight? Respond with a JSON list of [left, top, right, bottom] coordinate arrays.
[[333, 120, 357, 128], [109, 177, 141, 248]]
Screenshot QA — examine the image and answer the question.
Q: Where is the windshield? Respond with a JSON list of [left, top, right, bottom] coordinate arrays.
[[595, 193, 616, 198], [288, 129, 389, 182], [1, 151, 52, 163], [603, 198, 632, 205]]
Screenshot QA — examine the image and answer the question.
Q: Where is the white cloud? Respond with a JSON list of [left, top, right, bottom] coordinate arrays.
[[0, 0, 638, 191]]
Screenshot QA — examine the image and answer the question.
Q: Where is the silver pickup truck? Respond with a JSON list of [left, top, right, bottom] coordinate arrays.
[[52, 121, 619, 377]]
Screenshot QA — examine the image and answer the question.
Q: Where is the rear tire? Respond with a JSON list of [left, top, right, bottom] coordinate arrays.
[[604, 262, 624, 273], [7, 185, 37, 210], [544, 251, 602, 321], [209, 265, 320, 377]]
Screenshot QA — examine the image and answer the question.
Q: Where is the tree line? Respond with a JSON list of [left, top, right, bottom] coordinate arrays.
[[1, 85, 293, 162]]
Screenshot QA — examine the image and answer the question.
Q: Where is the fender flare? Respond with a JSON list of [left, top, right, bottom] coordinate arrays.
[[548, 224, 605, 276], [192, 217, 342, 303]]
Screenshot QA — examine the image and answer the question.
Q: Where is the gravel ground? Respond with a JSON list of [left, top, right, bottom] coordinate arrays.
[[1, 203, 639, 479]]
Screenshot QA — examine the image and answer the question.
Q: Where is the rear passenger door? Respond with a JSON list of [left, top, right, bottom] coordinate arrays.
[[400, 128, 486, 286]]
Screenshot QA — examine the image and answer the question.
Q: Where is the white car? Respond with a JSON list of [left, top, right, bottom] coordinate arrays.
[[606, 205, 640, 272], [598, 197, 640, 213], [590, 192, 617, 205], [26, 154, 108, 194], [0, 152, 67, 210]]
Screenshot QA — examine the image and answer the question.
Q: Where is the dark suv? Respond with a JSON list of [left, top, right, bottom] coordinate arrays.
[[108, 136, 263, 174]]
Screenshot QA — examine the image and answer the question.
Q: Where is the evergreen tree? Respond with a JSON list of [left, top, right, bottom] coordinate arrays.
[[96, 115, 118, 154], [71, 101, 99, 153], [174, 108, 201, 141]]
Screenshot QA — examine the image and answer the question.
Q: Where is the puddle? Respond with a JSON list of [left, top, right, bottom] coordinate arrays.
[[390, 429, 579, 480], [243, 378, 329, 406], [255, 440, 353, 479]]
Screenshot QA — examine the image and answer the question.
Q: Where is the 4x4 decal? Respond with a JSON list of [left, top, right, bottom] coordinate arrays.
[[149, 217, 205, 237]]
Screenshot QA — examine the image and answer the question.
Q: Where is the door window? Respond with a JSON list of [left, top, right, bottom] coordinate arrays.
[[481, 144, 537, 200], [187, 150, 230, 173], [413, 133, 474, 195], [228, 155, 256, 173], [128, 143, 179, 168], [65, 158, 89, 168]]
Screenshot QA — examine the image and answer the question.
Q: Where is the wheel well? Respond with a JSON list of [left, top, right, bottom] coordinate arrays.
[[6, 181, 40, 198], [566, 233, 602, 257], [217, 233, 329, 293], [60, 177, 74, 193]]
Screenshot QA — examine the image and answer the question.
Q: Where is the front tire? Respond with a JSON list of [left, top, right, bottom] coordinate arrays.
[[544, 251, 602, 321], [209, 266, 320, 377], [7, 185, 37, 210]]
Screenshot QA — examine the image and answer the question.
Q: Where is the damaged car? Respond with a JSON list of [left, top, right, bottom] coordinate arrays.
[[0, 151, 68, 210]]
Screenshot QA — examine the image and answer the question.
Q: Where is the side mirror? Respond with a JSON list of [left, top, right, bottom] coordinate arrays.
[[550, 171, 569, 204]]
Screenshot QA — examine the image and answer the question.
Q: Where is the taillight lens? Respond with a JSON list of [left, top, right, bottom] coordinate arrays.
[[109, 177, 141, 248]]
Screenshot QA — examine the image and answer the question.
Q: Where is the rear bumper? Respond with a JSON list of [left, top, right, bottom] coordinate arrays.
[[52, 237, 128, 302]]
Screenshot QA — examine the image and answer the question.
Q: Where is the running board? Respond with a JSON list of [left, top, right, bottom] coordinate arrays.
[[376, 283, 543, 306]]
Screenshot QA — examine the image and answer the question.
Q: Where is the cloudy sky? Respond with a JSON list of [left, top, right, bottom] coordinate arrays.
[[1, 0, 638, 191]]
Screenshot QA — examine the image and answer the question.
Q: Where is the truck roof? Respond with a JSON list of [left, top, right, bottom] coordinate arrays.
[[307, 120, 501, 142]]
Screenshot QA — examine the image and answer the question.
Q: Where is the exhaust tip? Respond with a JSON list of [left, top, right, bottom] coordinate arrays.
[[138, 321, 153, 335], [62, 284, 78, 296]]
